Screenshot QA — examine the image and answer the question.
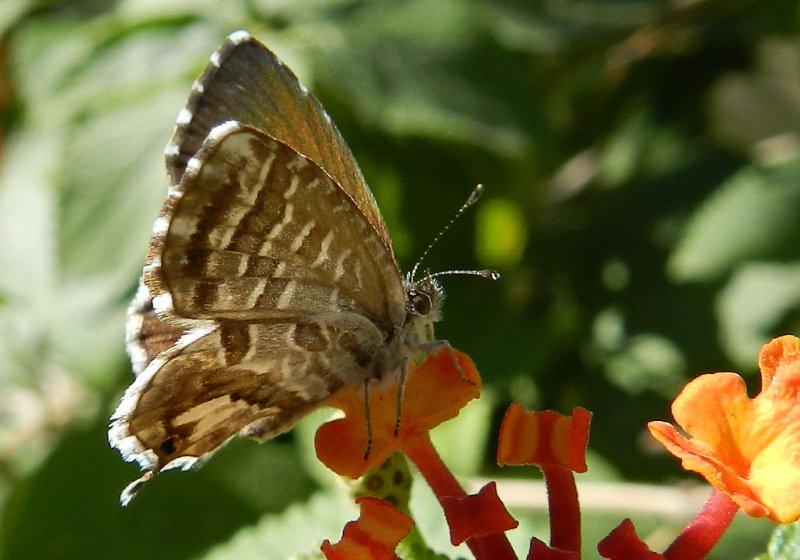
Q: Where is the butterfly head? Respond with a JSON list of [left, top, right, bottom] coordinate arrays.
[[404, 274, 444, 322]]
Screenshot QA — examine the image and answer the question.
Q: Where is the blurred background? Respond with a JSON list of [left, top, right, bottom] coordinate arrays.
[[0, 0, 798, 558]]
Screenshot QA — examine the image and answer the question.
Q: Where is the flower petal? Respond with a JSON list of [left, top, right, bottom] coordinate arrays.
[[321, 497, 413, 560], [316, 347, 480, 478], [758, 335, 800, 389], [440, 482, 519, 545], [648, 420, 768, 519], [745, 402, 800, 523], [597, 519, 665, 560], [650, 337, 800, 524], [527, 538, 580, 560], [497, 403, 591, 472], [669, 373, 753, 471]]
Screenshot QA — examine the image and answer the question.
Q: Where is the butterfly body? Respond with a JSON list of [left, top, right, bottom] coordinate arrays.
[[109, 31, 449, 504]]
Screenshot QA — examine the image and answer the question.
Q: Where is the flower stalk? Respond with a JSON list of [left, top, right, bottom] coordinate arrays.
[[662, 490, 739, 560], [542, 464, 581, 554], [402, 433, 519, 560]]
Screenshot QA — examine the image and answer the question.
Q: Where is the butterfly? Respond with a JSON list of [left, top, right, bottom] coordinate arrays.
[[108, 30, 497, 505]]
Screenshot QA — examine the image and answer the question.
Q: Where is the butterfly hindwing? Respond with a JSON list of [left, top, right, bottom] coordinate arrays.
[[146, 122, 405, 331], [110, 312, 384, 473], [126, 278, 184, 376], [165, 31, 395, 262]]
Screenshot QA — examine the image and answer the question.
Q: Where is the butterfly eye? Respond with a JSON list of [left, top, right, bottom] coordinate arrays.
[[408, 290, 432, 316]]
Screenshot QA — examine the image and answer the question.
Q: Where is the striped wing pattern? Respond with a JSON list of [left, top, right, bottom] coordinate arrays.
[[111, 123, 405, 480], [147, 123, 404, 329], [165, 30, 395, 262], [125, 279, 182, 377], [111, 312, 384, 474], [110, 31, 407, 501]]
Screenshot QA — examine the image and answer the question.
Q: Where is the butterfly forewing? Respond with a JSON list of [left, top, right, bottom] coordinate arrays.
[[166, 31, 395, 262], [146, 123, 404, 330]]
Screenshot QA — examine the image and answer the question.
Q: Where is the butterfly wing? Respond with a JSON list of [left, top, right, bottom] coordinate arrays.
[[110, 312, 384, 504], [165, 30, 395, 264], [112, 32, 409, 501], [126, 279, 183, 377], [111, 122, 406, 499], [129, 30, 401, 376], [147, 122, 405, 330]]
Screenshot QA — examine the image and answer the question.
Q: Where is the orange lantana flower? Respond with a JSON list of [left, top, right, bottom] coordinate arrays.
[[316, 347, 480, 479], [439, 482, 519, 545], [597, 519, 665, 560], [497, 404, 591, 556], [498, 403, 591, 472], [321, 497, 413, 560], [649, 335, 800, 523]]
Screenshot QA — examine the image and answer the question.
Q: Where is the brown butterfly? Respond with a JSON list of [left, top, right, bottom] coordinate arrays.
[[108, 30, 497, 505]]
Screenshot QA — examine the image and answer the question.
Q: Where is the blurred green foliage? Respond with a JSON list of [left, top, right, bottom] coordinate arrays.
[[1, 0, 799, 558]]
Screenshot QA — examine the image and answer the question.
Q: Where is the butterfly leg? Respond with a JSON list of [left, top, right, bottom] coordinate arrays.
[[393, 356, 409, 437], [363, 376, 375, 461], [418, 340, 476, 386]]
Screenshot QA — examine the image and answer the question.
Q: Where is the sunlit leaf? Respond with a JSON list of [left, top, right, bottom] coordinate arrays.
[[0, 128, 58, 300], [308, 0, 529, 156], [201, 491, 356, 560], [0, 0, 34, 36], [430, 388, 496, 477], [717, 262, 800, 369], [668, 163, 800, 282], [757, 522, 800, 560], [710, 40, 800, 160], [604, 334, 686, 397]]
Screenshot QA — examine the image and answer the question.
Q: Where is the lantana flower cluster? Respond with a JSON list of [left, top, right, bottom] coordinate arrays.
[[315, 336, 800, 560]]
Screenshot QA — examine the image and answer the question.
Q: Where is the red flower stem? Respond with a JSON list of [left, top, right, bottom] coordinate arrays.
[[402, 433, 518, 560], [663, 489, 739, 560], [541, 464, 581, 553]]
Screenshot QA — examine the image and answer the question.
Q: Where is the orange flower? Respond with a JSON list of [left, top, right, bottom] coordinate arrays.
[[498, 404, 591, 472], [439, 482, 519, 545], [527, 538, 581, 560], [649, 335, 800, 523], [497, 404, 591, 555], [597, 519, 665, 560], [316, 347, 480, 479], [321, 497, 413, 560]]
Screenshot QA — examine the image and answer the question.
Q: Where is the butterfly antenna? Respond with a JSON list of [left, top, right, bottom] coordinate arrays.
[[424, 269, 501, 281], [410, 184, 484, 281]]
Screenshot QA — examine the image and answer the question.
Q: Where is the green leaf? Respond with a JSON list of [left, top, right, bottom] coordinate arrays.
[[718, 262, 800, 368], [200, 491, 355, 560], [430, 388, 496, 477], [604, 334, 686, 397], [760, 522, 800, 559], [710, 40, 800, 160], [58, 86, 186, 285], [597, 105, 653, 187], [668, 163, 800, 282], [0, 127, 59, 301], [398, 536, 458, 560], [0, 417, 315, 560], [408, 471, 468, 558], [0, 0, 35, 36], [0, 20, 229, 400], [305, 0, 529, 156]]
